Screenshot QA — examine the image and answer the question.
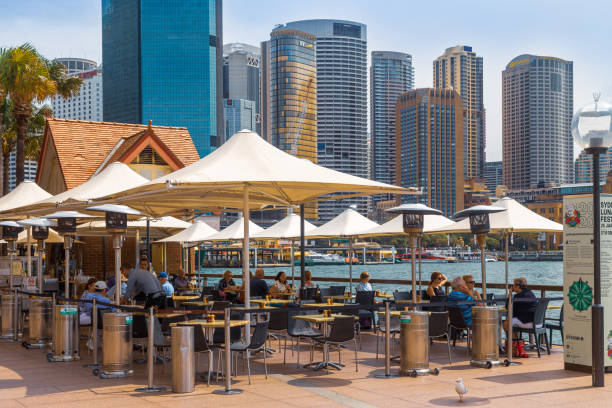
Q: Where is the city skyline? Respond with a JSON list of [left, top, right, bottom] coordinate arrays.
[[1, 0, 609, 162]]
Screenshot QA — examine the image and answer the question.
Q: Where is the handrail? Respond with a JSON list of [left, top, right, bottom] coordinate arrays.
[[195, 273, 563, 297]]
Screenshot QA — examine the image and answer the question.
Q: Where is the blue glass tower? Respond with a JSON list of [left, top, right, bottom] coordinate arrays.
[[102, 0, 223, 157]]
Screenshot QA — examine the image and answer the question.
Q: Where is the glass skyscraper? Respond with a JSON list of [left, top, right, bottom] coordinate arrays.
[[502, 55, 573, 190], [102, 0, 223, 157], [223, 43, 260, 134], [370, 51, 414, 197], [281, 19, 368, 222], [575, 148, 612, 184]]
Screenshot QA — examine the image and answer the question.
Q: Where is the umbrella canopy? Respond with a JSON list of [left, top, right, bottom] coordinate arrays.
[[427, 197, 563, 233], [76, 216, 191, 237], [90, 130, 413, 215], [360, 214, 456, 237], [2, 162, 148, 217], [206, 217, 263, 241], [0, 181, 52, 217], [306, 208, 379, 238], [156, 220, 218, 244], [252, 213, 316, 240]]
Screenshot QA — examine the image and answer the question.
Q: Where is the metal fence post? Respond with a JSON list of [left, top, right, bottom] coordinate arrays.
[[375, 300, 398, 378], [135, 307, 165, 392], [85, 299, 99, 368], [213, 307, 243, 395]]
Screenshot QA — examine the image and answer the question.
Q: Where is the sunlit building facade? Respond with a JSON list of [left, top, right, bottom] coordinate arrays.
[[575, 148, 612, 183]]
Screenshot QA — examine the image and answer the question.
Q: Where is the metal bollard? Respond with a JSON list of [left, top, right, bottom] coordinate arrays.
[[85, 299, 99, 368], [213, 307, 243, 395], [375, 300, 398, 378], [171, 326, 195, 393], [23, 297, 52, 348], [135, 307, 165, 392]]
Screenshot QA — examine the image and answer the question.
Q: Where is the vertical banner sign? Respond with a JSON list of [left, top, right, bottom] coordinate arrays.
[[563, 194, 612, 371]]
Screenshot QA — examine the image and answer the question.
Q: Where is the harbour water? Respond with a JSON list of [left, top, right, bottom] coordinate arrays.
[[200, 260, 564, 295]]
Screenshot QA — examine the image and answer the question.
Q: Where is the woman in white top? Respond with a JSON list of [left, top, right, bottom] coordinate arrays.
[[269, 271, 291, 298], [301, 270, 317, 289], [356, 271, 373, 292]]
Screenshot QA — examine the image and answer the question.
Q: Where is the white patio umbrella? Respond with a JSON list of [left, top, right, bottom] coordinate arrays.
[[428, 197, 563, 363], [207, 217, 264, 241], [252, 213, 317, 285], [306, 208, 379, 292], [0, 181, 53, 278], [156, 220, 218, 244], [87, 130, 412, 316]]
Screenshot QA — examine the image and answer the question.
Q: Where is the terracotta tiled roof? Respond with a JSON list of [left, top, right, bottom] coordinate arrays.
[[42, 118, 200, 189]]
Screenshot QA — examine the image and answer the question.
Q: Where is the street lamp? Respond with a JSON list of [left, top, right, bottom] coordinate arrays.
[[43, 211, 94, 298], [87, 204, 141, 305], [452, 205, 504, 298], [387, 203, 442, 303], [572, 93, 612, 388], [17, 218, 56, 294]]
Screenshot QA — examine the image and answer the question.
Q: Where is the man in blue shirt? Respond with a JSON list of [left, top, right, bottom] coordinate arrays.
[[448, 276, 477, 326], [79, 281, 113, 325], [158, 272, 174, 297], [250, 268, 269, 298]]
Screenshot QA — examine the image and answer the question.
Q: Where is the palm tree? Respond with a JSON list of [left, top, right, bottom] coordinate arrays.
[[24, 104, 52, 162], [0, 44, 81, 183], [0, 98, 16, 195]]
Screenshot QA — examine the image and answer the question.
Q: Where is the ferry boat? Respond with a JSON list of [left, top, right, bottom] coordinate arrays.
[[294, 251, 346, 265], [399, 252, 449, 263]]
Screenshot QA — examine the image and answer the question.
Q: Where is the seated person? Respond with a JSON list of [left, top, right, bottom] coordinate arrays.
[[269, 271, 291, 298], [462, 274, 482, 300], [301, 270, 317, 289], [82, 278, 96, 297], [502, 277, 537, 332], [79, 281, 112, 325], [425, 271, 447, 299], [356, 271, 373, 292], [158, 272, 174, 297], [447, 276, 476, 327], [250, 268, 269, 298], [217, 270, 237, 301], [107, 266, 130, 299], [173, 268, 192, 293]]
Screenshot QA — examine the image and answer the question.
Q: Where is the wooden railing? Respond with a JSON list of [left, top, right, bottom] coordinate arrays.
[[195, 273, 563, 298]]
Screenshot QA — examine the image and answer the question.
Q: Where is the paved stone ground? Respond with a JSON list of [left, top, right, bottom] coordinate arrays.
[[1, 329, 612, 407]]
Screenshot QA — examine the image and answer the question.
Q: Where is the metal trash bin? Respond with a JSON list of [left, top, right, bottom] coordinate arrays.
[[471, 306, 501, 368], [399, 311, 438, 376], [171, 326, 195, 393], [96, 312, 133, 378], [1, 293, 21, 340], [47, 303, 80, 362], [24, 298, 52, 348]]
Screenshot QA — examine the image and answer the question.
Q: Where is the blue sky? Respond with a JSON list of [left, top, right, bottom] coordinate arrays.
[[1, 0, 610, 161]]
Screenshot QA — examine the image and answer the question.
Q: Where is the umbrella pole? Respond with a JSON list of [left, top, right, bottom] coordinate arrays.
[[349, 238, 353, 293], [243, 187, 251, 333], [300, 204, 305, 296], [146, 220, 151, 270], [27, 227, 32, 277], [37, 240, 44, 294], [290, 241, 295, 287], [135, 228, 140, 267], [418, 234, 422, 296], [163, 242, 167, 273], [64, 235, 71, 299]]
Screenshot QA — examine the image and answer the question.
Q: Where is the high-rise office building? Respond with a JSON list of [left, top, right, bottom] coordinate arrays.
[[51, 59, 102, 122], [575, 148, 612, 184], [259, 40, 271, 143], [370, 51, 414, 193], [224, 99, 257, 139], [396, 89, 464, 216], [281, 19, 368, 221], [223, 43, 260, 134], [102, 0, 223, 157], [434, 45, 484, 179], [8, 151, 37, 191], [502, 55, 573, 190], [483, 161, 503, 192]]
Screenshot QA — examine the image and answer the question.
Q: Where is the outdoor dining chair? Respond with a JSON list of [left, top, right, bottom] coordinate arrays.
[[284, 310, 322, 367], [429, 311, 451, 364], [516, 298, 550, 357], [314, 316, 359, 373], [267, 309, 288, 350], [330, 286, 346, 296], [375, 315, 399, 359], [545, 304, 564, 346], [230, 321, 269, 384], [448, 307, 471, 357]]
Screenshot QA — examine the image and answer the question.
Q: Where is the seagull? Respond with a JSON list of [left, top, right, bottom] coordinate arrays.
[[455, 378, 467, 402]]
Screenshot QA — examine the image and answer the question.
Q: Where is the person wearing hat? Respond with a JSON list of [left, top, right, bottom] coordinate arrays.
[[79, 280, 112, 325], [158, 272, 174, 297], [108, 265, 130, 299]]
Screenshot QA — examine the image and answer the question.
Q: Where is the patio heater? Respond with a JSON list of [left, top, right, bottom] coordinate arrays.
[[386, 204, 442, 303], [571, 93, 612, 387], [0, 221, 23, 341], [17, 218, 55, 294], [43, 211, 93, 299], [453, 205, 504, 369]]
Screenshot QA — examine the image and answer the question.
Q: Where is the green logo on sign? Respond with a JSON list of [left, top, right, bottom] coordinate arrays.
[[568, 278, 593, 312], [60, 307, 77, 315], [126, 316, 133, 325]]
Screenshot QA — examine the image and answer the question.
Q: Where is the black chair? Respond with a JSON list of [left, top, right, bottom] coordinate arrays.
[[394, 291, 411, 302], [429, 311, 451, 364], [268, 309, 288, 350], [284, 310, 322, 366], [316, 287, 333, 303], [545, 304, 564, 346], [375, 315, 399, 359], [314, 316, 359, 372], [330, 286, 345, 296], [300, 287, 318, 301], [355, 291, 376, 329], [428, 295, 448, 312], [230, 322, 269, 384], [200, 286, 217, 298], [132, 314, 149, 361], [448, 307, 471, 357], [517, 298, 550, 357]]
